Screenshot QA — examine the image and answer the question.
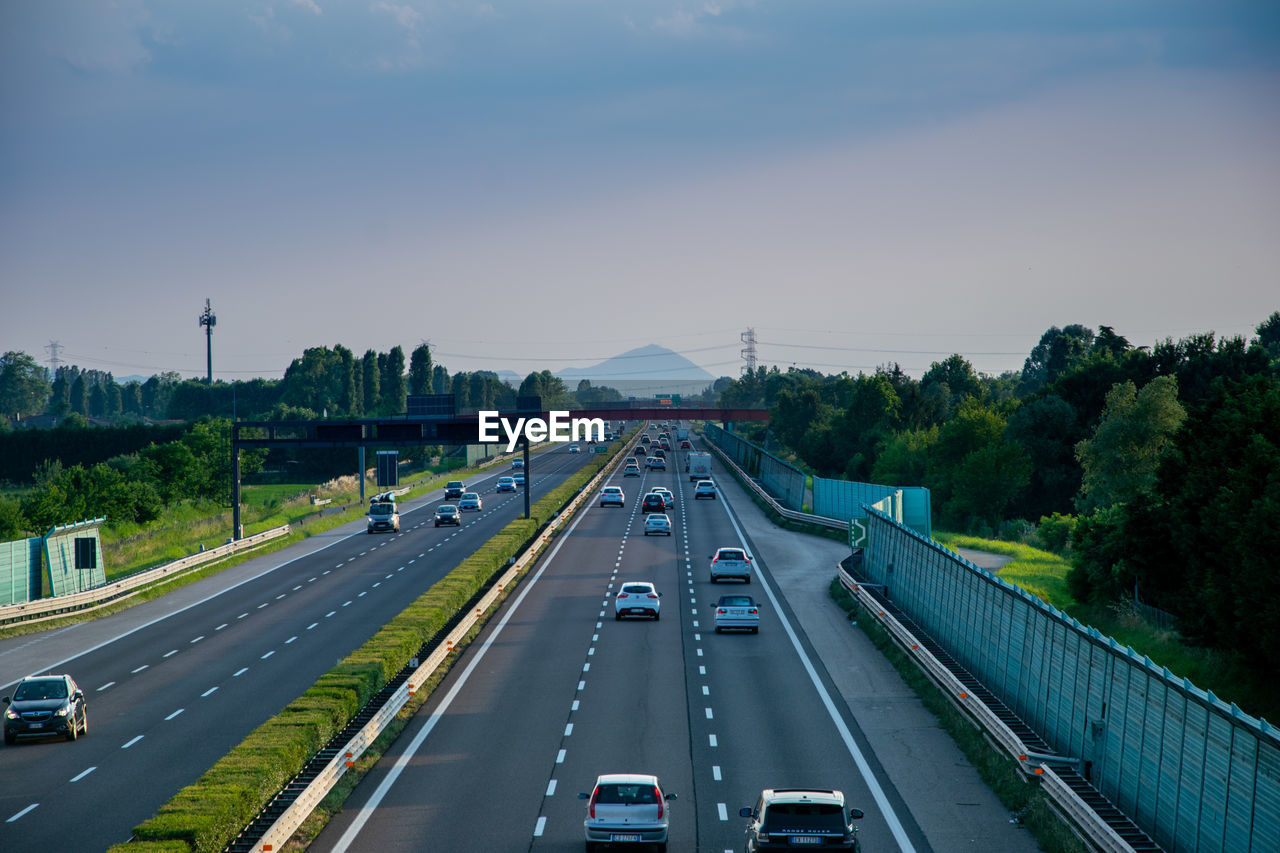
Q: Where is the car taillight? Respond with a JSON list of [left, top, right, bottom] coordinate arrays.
[[717, 608, 726, 614], [618, 593, 628, 599], [654, 787, 664, 818], [647, 593, 658, 599], [749, 608, 758, 614], [589, 789, 599, 818]]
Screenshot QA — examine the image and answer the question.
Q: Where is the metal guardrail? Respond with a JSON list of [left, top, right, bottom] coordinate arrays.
[[835, 564, 1150, 852], [0, 526, 292, 628], [232, 435, 633, 853], [700, 437, 848, 531]]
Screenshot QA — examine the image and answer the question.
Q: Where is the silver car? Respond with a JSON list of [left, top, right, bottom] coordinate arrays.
[[580, 773, 676, 851], [709, 547, 752, 583], [458, 492, 482, 512], [714, 594, 759, 633]]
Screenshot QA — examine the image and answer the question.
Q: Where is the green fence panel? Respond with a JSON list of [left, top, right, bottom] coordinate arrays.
[[0, 537, 43, 606], [44, 519, 106, 597]]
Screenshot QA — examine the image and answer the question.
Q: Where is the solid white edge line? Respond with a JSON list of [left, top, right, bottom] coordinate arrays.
[[328, 473, 603, 853], [716, 486, 917, 853]]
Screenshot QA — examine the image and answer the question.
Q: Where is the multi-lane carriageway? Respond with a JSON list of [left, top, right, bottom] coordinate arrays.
[[308, 448, 939, 853], [0, 447, 597, 851]]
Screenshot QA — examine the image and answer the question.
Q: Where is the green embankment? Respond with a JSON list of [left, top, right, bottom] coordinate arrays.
[[109, 428, 636, 853]]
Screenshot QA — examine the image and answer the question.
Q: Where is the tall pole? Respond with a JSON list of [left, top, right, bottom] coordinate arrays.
[[198, 298, 216, 383]]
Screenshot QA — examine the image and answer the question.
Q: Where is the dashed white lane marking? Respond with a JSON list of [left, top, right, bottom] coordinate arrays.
[[191, 635, 205, 643], [709, 734, 718, 747], [343, 601, 352, 607], [238, 613, 249, 620], [533, 816, 547, 837], [293, 585, 302, 591], [705, 707, 714, 719], [165, 709, 184, 720], [587, 648, 595, 656], [7, 804, 38, 822], [546, 779, 557, 796], [261, 651, 275, 660], [699, 666, 706, 675], [122, 735, 144, 749], [582, 662, 591, 672], [202, 686, 218, 697], [577, 681, 585, 690], [702, 685, 710, 696], [713, 765, 722, 781], [132, 665, 148, 674], [718, 803, 728, 821], [97, 682, 115, 692], [557, 749, 566, 764], [326, 611, 336, 618], [216, 623, 228, 631], [309, 577, 317, 582], [70, 766, 96, 782], [233, 667, 248, 677], [257, 603, 268, 610], [358, 591, 367, 598], [564, 723, 574, 736], [571, 699, 580, 711], [275, 594, 286, 600]]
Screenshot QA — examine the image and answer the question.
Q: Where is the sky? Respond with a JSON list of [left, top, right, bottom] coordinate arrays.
[[2, 1, 1278, 383]]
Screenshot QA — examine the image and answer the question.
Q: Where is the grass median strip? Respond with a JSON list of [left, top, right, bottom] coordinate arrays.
[[109, 426, 638, 853]]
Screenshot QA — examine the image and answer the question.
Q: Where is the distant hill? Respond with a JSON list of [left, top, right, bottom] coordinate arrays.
[[558, 344, 713, 382]]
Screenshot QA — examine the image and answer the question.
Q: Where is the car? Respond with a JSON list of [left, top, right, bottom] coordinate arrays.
[[614, 581, 661, 620], [634, 445, 648, 456], [653, 448, 666, 459], [458, 492, 482, 512], [714, 594, 759, 633], [511, 458, 525, 469], [646, 456, 666, 470], [434, 505, 461, 526], [659, 438, 671, 451], [580, 773, 676, 851], [624, 463, 640, 477], [496, 476, 517, 493], [641, 493, 666, 514], [649, 487, 674, 509], [569, 444, 581, 454], [693, 480, 717, 500], [444, 480, 466, 500], [709, 547, 752, 583], [740, 788, 864, 851], [600, 486, 625, 507], [640, 434, 651, 445], [644, 513, 672, 536], [366, 493, 400, 533], [512, 471, 526, 486], [679, 439, 692, 449], [4, 674, 87, 744]]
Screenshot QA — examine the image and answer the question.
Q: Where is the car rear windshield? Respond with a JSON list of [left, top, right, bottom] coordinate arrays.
[[718, 550, 745, 560], [15, 680, 67, 700], [621, 585, 652, 594], [762, 803, 846, 832], [596, 784, 658, 804], [720, 596, 752, 606]]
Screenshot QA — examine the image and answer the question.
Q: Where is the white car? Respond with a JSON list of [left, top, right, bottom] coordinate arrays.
[[580, 773, 675, 850], [693, 480, 717, 500], [600, 486, 625, 507], [614, 581, 661, 620], [714, 594, 759, 633], [709, 547, 752, 583], [569, 444, 581, 454], [649, 487, 674, 509], [644, 513, 672, 536]]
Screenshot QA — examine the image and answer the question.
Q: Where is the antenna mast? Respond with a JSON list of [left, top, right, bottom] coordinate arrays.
[[198, 299, 217, 383]]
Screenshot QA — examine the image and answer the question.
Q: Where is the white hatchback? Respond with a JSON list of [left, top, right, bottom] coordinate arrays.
[[580, 773, 675, 851], [614, 581, 661, 620], [643, 513, 672, 536], [600, 486, 625, 507]]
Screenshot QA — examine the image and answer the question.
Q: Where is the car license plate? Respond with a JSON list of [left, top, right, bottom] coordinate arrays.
[[610, 834, 641, 842], [30, 722, 43, 729], [790, 836, 821, 844]]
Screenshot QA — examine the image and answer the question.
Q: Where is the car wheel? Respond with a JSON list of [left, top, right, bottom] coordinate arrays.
[[752, 626, 759, 634], [715, 626, 722, 634], [4, 730, 14, 745], [653, 611, 660, 621], [66, 717, 77, 741], [745, 576, 751, 584], [615, 612, 622, 621], [81, 708, 88, 735]]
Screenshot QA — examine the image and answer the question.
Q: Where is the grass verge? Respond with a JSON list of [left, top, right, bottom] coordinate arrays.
[[828, 577, 1088, 853]]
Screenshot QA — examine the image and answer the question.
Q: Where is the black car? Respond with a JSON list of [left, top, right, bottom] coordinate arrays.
[[641, 494, 666, 513], [4, 675, 88, 744], [635, 445, 648, 456], [434, 505, 461, 527], [444, 480, 466, 500]]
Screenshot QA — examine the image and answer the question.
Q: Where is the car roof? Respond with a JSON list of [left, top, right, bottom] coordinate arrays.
[[595, 773, 660, 786], [760, 788, 845, 806]]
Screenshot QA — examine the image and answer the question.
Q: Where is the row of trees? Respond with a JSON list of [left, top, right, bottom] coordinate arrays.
[[720, 314, 1280, 671], [0, 419, 265, 539]]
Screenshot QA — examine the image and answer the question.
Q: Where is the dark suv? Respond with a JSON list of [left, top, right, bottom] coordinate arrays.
[[444, 480, 466, 500], [740, 788, 863, 851], [4, 675, 88, 744], [641, 494, 666, 514]]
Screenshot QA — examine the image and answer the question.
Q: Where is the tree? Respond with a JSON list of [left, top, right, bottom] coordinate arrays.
[[921, 354, 982, 414], [948, 441, 1033, 527], [70, 373, 88, 415], [336, 345, 358, 415], [0, 496, 27, 538], [361, 350, 380, 415], [379, 346, 407, 415], [408, 344, 433, 395], [88, 382, 106, 417], [1019, 325, 1096, 394], [432, 364, 450, 395], [0, 351, 50, 421], [1075, 376, 1185, 511], [1005, 394, 1081, 520]]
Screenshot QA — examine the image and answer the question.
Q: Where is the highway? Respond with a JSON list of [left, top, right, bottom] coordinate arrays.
[[0, 446, 597, 851], [310, 437, 935, 853]]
